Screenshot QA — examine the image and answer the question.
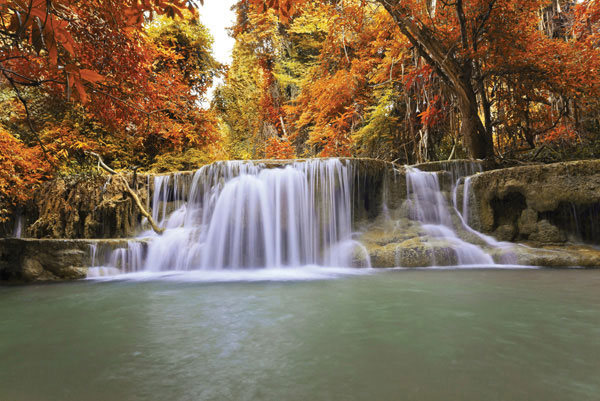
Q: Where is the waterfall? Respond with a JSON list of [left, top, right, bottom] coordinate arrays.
[[91, 159, 520, 276], [110, 241, 145, 272], [449, 167, 518, 264], [11, 210, 23, 238], [89, 243, 97, 268], [406, 167, 495, 265], [461, 176, 473, 226], [101, 159, 359, 272]]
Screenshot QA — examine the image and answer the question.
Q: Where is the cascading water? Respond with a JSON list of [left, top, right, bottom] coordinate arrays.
[[101, 159, 361, 273], [11, 210, 23, 238], [450, 166, 519, 263], [91, 159, 520, 276], [87, 243, 122, 277], [406, 167, 495, 265], [461, 176, 474, 226]]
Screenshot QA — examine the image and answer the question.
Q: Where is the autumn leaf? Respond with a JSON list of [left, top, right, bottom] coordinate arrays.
[[80, 69, 105, 83]]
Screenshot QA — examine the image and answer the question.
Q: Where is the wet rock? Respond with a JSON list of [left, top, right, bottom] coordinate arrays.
[[528, 220, 566, 244], [351, 244, 371, 268], [518, 208, 538, 236], [469, 160, 600, 244], [0, 239, 91, 281], [494, 224, 517, 241], [511, 244, 600, 267], [362, 235, 460, 268], [0, 238, 135, 282], [373, 242, 459, 268], [21, 257, 46, 281], [357, 220, 426, 247], [412, 159, 489, 177]]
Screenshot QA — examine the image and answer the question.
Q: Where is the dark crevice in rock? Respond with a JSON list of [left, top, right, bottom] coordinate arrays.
[[540, 202, 600, 244], [353, 168, 386, 221], [491, 192, 527, 240]]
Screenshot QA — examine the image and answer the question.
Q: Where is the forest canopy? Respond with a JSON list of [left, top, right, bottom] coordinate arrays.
[[0, 0, 221, 220], [1, 0, 600, 221], [219, 0, 600, 162]]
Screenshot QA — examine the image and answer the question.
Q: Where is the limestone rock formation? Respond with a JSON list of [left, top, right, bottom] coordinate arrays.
[[2, 158, 600, 282], [468, 160, 600, 245], [20, 174, 146, 239], [0, 238, 136, 282]]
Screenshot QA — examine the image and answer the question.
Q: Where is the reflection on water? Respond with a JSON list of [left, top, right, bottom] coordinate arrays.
[[1, 269, 600, 401]]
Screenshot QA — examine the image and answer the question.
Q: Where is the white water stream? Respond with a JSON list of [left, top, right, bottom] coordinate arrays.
[[90, 159, 362, 275], [89, 159, 511, 277], [406, 167, 495, 265]]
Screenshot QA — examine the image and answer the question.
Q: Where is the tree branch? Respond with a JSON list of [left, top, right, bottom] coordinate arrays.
[[0, 66, 55, 166], [86, 151, 165, 235]]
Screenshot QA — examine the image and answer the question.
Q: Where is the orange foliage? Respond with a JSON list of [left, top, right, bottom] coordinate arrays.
[[0, 0, 199, 103], [0, 0, 221, 219], [245, 0, 600, 160], [0, 131, 53, 221], [0, 0, 218, 150], [257, 57, 285, 129], [264, 137, 296, 159], [575, 0, 600, 45], [249, 0, 301, 23], [418, 96, 445, 128]]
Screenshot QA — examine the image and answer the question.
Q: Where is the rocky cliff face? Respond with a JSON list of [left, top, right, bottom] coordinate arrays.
[[12, 174, 146, 239], [0, 238, 150, 282], [0, 238, 113, 281], [467, 160, 600, 244], [353, 159, 600, 269], [4, 170, 196, 240]]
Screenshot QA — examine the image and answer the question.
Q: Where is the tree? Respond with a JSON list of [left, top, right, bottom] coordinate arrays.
[[0, 1, 221, 167], [0, 1, 201, 106], [246, 0, 600, 160], [214, 4, 295, 159], [0, 130, 52, 222], [0, 1, 222, 219]]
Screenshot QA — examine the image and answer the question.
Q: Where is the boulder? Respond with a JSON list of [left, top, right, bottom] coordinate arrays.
[[528, 220, 565, 244], [494, 224, 517, 241], [518, 208, 538, 236], [366, 238, 460, 268]]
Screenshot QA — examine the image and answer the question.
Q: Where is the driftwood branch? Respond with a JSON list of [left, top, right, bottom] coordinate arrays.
[[87, 152, 164, 235]]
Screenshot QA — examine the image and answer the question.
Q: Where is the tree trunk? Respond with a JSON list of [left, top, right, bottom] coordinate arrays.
[[377, 0, 494, 159], [458, 95, 487, 159]]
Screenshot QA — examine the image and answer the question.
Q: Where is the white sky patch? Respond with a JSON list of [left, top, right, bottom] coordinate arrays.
[[199, 0, 237, 104]]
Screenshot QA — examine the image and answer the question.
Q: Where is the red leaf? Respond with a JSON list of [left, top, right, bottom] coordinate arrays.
[[80, 69, 104, 83]]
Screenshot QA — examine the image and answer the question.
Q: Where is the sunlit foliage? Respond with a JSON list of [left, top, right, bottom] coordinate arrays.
[[220, 0, 600, 162], [0, 0, 220, 218]]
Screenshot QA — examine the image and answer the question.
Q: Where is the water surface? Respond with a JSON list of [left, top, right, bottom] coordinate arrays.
[[1, 269, 599, 401]]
